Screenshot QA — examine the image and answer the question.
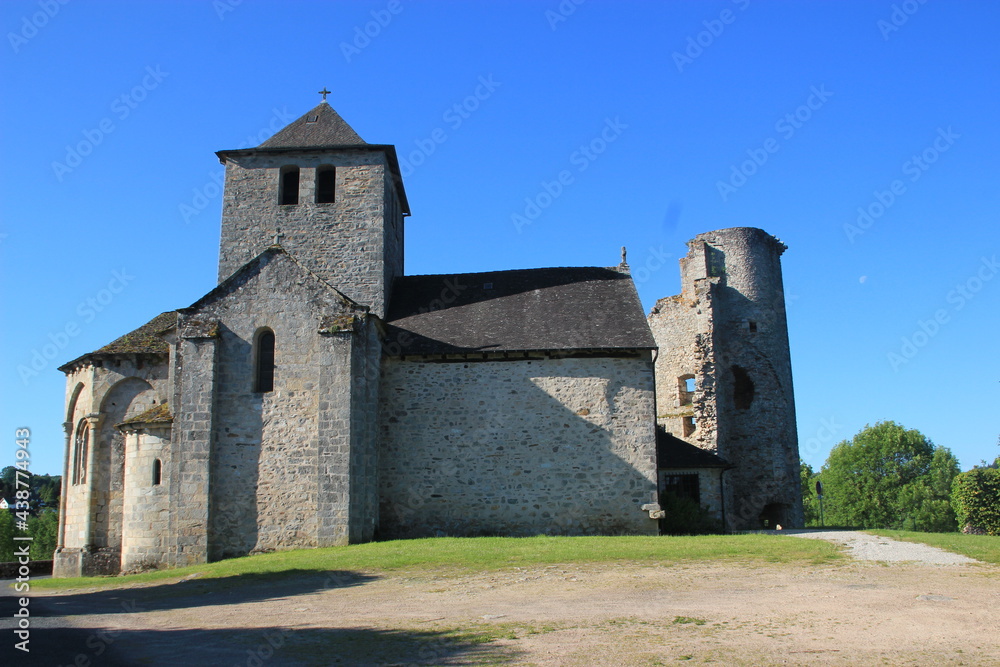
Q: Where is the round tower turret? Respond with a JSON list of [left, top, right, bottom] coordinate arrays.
[[694, 227, 802, 529]]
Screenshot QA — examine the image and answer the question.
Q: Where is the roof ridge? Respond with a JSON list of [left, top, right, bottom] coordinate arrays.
[[399, 266, 624, 280]]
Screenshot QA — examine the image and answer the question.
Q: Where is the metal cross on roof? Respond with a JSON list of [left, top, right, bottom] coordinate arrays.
[[318, 87, 331, 102]]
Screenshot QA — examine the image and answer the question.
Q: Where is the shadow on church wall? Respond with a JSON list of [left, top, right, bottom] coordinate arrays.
[[209, 326, 262, 560], [378, 356, 658, 539]]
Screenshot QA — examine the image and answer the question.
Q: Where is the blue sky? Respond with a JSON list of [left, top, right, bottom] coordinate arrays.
[[2, 0, 998, 476]]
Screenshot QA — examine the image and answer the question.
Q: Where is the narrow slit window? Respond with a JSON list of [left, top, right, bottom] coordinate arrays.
[[152, 459, 162, 486], [279, 166, 300, 205], [255, 329, 276, 393], [72, 420, 89, 485], [315, 165, 336, 203]]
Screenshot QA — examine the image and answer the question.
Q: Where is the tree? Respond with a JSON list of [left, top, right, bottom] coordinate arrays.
[[897, 446, 960, 532], [821, 421, 947, 529], [800, 460, 821, 526], [0, 511, 14, 562], [27, 510, 59, 560]]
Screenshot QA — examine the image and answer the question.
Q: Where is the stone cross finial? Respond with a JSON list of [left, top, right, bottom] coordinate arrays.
[[273, 230, 284, 245], [621, 246, 627, 264], [318, 87, 331, 102]]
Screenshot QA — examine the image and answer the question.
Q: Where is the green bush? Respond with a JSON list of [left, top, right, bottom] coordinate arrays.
[[952, 468, 1000, 536], [659, 494, 723, 535]]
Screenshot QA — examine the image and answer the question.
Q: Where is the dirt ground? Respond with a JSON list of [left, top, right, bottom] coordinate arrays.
[[8, 551, 999, 666]]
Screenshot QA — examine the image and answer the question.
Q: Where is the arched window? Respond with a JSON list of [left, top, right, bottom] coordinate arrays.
[[315, 165, 336, 203], [73, 420, 89, 485], [254, 329, 276, 393], [279, 166, 300, 205], [152, 459, 162, 486]]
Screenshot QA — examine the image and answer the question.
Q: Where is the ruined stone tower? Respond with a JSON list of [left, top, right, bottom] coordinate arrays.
[[216, 101, 409, 317], [648, 227, 803, 530]]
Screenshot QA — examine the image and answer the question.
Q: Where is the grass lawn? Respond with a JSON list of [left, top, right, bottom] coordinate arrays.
[[867, 530, 1000, 564], [30, 533, 841, 591]]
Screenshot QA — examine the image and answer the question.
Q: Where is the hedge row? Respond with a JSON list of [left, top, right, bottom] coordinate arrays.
[[952, 468, 1000, 536]]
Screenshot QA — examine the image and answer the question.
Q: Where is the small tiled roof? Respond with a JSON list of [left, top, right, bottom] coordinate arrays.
[[118, 403, 172, 427], [93, 311, 176, 355], [656, 428, 730, 469], [384, 267, 656, 355], [259, 102, 366, 148], [59, 311, 176, 372]]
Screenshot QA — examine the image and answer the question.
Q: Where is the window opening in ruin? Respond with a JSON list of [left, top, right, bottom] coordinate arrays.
[[254, 329, 276, 393], [678, 374, 695, 406], [279, 166, 300, 205], [682, 416, 696, 437], [152, 459, 162, 486], [748, 320, 758, 333], [316, 165, 336, 203], [73, 420, 89, 485], [662, 473, 700, 505], [732, 365, 755, 410]]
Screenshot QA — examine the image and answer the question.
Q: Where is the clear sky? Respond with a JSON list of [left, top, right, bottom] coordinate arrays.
[[2, 0, 998, 476]]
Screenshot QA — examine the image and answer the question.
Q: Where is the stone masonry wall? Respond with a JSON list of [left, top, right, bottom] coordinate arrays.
[[217, 150, 402, 318], [648, 277, 719, 453], [169, 334, 216, 567], [196, 251, 369, 559], [378, 355, 659, 539], [121, 426, 171, 571]]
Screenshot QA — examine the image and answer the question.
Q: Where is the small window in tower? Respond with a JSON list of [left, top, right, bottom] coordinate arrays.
[[316, 165, 336, 204], [732, 365, 755, 410], [747, 320, 758, 333], [152, 459, 162, 486], [254, 329, 276, 393], [682, 416, 697, 437], [279, 166, 300, 205]]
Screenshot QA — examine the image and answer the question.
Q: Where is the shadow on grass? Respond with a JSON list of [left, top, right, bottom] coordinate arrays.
[[25, 569, 377, 617], [8, 625, 521, 666]]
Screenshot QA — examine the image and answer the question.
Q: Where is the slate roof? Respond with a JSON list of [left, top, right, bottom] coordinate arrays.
[[59, 311, 177, 372], [118, 403, 173, 427], [384, 267, 656, 355], [259, 102, 366, 148], [656, 428, 730, 469]]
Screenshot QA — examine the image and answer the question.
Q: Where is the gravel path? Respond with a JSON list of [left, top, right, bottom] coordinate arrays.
[[780, 529, 980, 565]]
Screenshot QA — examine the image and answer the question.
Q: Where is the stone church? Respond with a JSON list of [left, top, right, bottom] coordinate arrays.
[[53, 99, 802, 577]]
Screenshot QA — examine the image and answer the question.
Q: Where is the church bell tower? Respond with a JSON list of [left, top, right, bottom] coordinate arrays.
[[214, 95, 410, 318]]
